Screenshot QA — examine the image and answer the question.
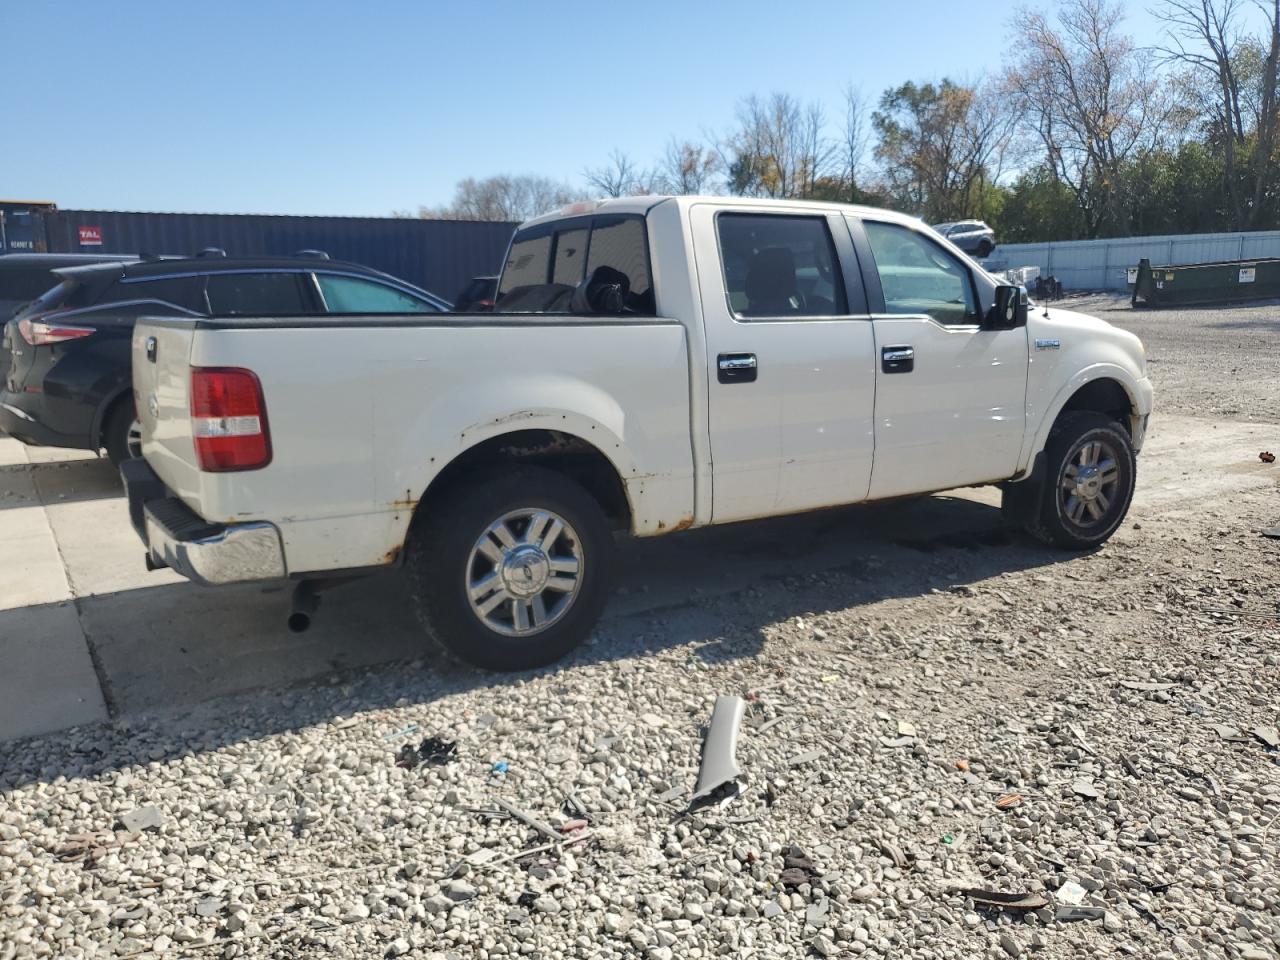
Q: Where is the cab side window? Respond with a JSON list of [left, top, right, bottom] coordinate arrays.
[[716, 214, 846, 318], [863, 220, 977, 326]]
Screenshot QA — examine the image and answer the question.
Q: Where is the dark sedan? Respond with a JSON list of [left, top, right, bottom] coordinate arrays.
[[1, 252, 449, 465]]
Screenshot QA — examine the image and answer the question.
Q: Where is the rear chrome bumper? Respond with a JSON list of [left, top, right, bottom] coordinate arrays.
[[122, 458, 286, 585]]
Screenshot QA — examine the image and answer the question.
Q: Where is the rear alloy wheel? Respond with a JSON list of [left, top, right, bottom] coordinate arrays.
[[105, 403, 143, 467], [406, 467, 613, 670]]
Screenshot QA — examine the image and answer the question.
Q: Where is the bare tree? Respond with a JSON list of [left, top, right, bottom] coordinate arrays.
[[419, 175, 577, 222], [1249, 0, 1280, 226], [583, 150, 656, 198], [1157, 0, 1249, 223], [719, 92, 835, 198], [837, 85, 871, 202], [1006, 0, 1171, 236], [656, 138, 721, 194]]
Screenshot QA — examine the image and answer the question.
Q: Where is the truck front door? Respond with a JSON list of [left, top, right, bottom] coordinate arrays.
[[690, 205, 877, 523], [852, 216, 1028, 498]]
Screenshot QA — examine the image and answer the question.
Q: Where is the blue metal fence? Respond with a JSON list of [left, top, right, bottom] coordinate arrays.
[[41, 210, 517, 303]]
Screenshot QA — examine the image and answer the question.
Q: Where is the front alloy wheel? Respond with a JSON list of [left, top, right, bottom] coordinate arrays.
[[1058, 437, 1121, 527]]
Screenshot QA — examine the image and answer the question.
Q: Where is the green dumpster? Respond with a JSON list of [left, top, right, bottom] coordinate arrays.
[[1130, 256, 1280, 306]]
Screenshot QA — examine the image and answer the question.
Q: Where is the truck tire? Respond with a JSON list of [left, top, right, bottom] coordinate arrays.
[[1011, 412, 1136, 550], [976, 240, 994, 258], [104, 401, 142, 468], [405, 466, 613, 671]]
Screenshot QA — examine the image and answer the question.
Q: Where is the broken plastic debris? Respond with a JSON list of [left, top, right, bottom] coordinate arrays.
[[492, 760, 510, 774], [1055, 881, 1087, 905], [394, 736, 456, 769], [690, 695, 745, 806], [962, 889, 1050, 911], [381, 723, 420, 741]]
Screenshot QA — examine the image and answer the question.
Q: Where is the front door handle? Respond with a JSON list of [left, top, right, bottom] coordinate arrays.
[[718, 352, 757, 384], [881, 345, 914, 374]]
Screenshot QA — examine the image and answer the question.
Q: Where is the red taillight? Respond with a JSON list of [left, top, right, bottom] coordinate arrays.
[[190, 367, 271, 471], [18, 317, 96, 346]]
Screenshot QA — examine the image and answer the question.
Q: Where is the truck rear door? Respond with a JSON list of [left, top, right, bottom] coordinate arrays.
[[689, 204, 877, 523]]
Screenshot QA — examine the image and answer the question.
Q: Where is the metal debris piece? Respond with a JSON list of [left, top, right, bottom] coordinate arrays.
[[963, 889, 1050, 911], [756, 715, 785, 734], [1252, 726, 1280, 749], [788, 750, 824, 767], [1056, 905, 1105, 922], [691, 695, 746, 806], [995, 793, 1023, 810], [1071, 780, 1102, 800], [1055, 881, 1087, 906], [1067, 724, 1098, 757], [1119, 681, 1175, 692], [494, 799, 562, 843]]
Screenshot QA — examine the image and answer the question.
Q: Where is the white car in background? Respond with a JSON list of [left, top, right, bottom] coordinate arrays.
[[933, 220, 997, 258]]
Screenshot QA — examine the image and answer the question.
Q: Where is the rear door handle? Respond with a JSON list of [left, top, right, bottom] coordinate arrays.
[[881, 345, 914, 374], [717, 352, 757, 384]]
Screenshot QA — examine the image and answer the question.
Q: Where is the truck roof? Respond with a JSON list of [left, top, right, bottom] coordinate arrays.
[[518, 195, 924, 230]]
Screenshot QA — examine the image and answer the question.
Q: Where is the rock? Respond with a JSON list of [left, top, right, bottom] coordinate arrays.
[[533, 895, 561, 914], [386, 937, 411, 957], [1000, 934, 1022, 958], [1103, 912, 1123, 934], [763, 901, 783, 919], [118, 806, 165, 832], [445, 880, 476, 902], [812, 935, 839, 957]]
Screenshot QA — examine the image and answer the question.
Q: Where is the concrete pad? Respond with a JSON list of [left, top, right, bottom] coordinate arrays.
[[0, 436, 31, 468], [46, 496, 182, 598], [78, 572, 422, 715], [0, 501, 72, 611], [0, 601, 108, 740], [31, 456, 122, 507]]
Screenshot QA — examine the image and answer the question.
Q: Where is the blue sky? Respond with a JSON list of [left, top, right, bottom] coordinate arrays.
[[5, 1, 1183, 216]]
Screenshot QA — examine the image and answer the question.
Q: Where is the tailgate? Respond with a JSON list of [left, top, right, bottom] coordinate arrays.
[[132, 318, 202, 499]]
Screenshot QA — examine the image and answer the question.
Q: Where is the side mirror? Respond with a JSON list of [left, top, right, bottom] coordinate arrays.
[[986, 284, 1027, 330]]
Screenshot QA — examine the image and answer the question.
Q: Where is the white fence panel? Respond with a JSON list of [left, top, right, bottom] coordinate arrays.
[[991, 229, 1280, 291]]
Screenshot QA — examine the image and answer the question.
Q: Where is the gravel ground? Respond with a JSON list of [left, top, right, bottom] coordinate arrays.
[[2, 304, 1279, 960]]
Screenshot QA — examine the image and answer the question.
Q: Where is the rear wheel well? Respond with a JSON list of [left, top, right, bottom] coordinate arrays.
[[1056, 378, 1132, 434], [97, 390, 134, 448], [416, 430, 632, 532]]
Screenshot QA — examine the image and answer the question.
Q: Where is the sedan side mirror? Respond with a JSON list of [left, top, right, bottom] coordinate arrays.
[[986, 284, 1027, 330]]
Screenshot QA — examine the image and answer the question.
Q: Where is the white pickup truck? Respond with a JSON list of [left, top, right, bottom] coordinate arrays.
[[125, 197, 1152, 669]]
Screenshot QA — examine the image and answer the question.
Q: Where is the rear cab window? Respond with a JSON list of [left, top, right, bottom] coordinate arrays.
[[495, 214, 655, 315]]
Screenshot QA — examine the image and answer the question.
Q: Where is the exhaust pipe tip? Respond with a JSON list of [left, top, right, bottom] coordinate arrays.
[[287, 612, 311, 633]]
